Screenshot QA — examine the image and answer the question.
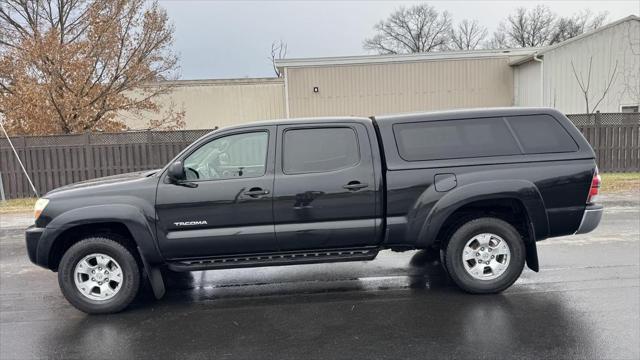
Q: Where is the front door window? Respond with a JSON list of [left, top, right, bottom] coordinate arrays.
[[183, 131, 268, 181]]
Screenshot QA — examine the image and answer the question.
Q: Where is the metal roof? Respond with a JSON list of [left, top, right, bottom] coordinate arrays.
[[145, 77, 283, 88], [275, 48, 539, 69], [509, 15, 639, 66]]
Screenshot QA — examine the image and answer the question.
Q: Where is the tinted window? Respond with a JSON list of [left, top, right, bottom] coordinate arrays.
[[184, 131, 268, 180], [283, 127, 359, 174], [507, 115, 578, 153], [394, 117, 521, 161]]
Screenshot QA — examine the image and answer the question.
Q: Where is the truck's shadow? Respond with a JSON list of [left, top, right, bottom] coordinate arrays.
[[42, 250, 600, 358], [133, 249, 453, 305]]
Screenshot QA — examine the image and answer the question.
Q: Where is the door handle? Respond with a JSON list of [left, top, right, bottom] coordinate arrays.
[[343, 182, 368, 191], [243, 188, 270, 197]]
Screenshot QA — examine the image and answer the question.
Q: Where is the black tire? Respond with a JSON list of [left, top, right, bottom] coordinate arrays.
[[58, 236, 140, 314], [444, 217, 525, 294]]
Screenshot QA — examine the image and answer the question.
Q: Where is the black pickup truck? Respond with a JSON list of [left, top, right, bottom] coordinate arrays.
[[26, 107, 603, 313]]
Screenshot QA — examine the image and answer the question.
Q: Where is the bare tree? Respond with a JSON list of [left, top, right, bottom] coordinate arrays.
[[571, 56, 619, 114], [270, 40, 287, 77], [486, 30, 509, 49], [363, 3, 451, 54], [617, 20, 640, 106], [0, 0, 184, 135], [488, 6, 608, 49], [449, 19, 487, 50], [550, 10, 608, 44], [503, 5, 556, 47]]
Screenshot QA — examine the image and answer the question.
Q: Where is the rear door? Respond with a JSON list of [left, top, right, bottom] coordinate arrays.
[[272, 122, 379, 250]]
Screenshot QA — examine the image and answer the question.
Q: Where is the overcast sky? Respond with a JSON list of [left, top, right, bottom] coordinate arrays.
[[159, 1, 639, 80]]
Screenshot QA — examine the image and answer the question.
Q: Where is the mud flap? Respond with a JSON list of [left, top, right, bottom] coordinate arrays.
[[525, 219, 540, 272], [138, 247, 166, 299], [525, 239, 539, 272]]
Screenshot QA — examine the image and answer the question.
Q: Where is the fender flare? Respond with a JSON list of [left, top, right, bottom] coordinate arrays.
[[416, 180, 548, 271], [37, 204, 163, 269]]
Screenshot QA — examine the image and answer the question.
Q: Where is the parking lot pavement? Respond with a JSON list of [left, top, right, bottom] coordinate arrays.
[[1, 193, 639, 360]]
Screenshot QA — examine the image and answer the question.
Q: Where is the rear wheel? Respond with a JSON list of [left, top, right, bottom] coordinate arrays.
[[444, 217, 525, 294], [58, 236, 140, 314]]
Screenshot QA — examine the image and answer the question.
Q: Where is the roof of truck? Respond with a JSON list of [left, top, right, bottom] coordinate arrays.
[[206, 107, 565, 136], [373, 107, 562, 123], [209, 116, 371, 132], [221, 107, 562, 130]]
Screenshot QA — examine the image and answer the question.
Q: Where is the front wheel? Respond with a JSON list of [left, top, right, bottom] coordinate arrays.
[[445, 217, 525, 294], [58, 236, 140, 314]]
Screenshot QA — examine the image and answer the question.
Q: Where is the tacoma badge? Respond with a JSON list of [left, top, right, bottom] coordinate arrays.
[[174, 221, 208, 226]]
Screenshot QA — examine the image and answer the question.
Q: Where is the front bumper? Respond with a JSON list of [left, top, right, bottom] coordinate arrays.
[[25, 226, 46, 267], [575, 204, 603, 234]]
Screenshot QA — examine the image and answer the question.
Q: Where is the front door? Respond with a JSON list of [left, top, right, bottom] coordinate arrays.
[[155, 126, 277, 259], [272, 122, 379, 250]]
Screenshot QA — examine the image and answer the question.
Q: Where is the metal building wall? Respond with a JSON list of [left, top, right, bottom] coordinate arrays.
[[513, 60, 542, 107], [125, 78, 286, 130], [541, 18, 640, 113], [285, 57, 516, 118]]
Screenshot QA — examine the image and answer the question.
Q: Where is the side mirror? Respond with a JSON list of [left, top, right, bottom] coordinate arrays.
[[167, 161, 186, 182]]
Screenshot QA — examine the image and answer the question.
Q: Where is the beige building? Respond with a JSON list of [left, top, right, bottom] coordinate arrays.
[[125, 77, 285, 130], [131, 15, 638, 130], [277, 48, 535, 118]]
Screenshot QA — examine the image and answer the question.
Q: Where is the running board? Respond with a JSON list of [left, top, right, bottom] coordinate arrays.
[[167, 247, 380, 272]]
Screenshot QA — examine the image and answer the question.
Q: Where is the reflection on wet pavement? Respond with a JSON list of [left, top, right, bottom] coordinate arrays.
[[1, 201, 639, 359]]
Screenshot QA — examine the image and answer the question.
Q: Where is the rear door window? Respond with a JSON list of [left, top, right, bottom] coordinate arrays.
[[283, 127, 360, 174], [393, 117, 521, 161], [507, 115, 578, 153]]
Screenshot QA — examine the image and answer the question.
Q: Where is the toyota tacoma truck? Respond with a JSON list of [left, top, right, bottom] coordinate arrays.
[[26, 107, 603, 314]]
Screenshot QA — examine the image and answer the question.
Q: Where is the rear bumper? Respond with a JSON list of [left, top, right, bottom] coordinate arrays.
[[575, 204, 603, 235]]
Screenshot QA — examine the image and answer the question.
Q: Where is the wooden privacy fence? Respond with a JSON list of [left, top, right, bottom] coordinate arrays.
[[1, 129, 212, 199], [567, 112, 640, 173], [1, 113, 639, 199], [578, 125, 639, 172]]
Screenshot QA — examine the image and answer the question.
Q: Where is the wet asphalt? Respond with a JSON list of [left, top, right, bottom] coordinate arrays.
[[1, 194, 639, 360]]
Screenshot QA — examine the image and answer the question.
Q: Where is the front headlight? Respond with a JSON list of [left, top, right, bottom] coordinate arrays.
[[34, 198, 49, 220]]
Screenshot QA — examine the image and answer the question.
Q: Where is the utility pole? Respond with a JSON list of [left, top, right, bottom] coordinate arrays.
[[0, 170, 5, 202], [0, 114, 39, 198]]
